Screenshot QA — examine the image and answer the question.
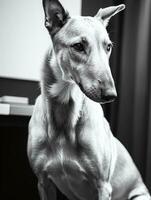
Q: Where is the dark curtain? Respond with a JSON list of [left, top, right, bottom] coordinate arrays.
[[82, 0, 151, 192], [111, 0, 151, 191]]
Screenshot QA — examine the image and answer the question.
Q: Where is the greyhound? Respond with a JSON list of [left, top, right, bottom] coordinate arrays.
[[27, 0, 151, 199]]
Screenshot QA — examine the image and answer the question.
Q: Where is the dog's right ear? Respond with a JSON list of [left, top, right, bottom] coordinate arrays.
[[42, 0, 70, 36], [95, 4, 125, 27]]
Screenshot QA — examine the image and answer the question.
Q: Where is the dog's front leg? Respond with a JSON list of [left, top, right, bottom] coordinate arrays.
[[98, 182, 112, 200], [38, 176, 56, 200], [128, 194, 151, 200], [27, 95, 56, 200], [129, 195, 151, 200], [128, 186, 151, 200]]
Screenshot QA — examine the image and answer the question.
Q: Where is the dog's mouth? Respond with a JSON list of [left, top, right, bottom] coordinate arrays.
[[78, 83, 117, 103], [79, 83, 102, 102]]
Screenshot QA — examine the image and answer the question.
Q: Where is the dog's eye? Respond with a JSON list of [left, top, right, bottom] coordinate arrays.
[[106, 43, 112, 52], [71, 43, 85, 52]]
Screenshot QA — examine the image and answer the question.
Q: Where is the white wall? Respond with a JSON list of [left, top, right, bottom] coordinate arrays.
[[0, 0, 81, 81]]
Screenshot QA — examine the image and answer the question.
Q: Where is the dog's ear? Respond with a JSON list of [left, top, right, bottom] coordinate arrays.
[[95, 4, 125, 27], [42, 0, 70, 36]]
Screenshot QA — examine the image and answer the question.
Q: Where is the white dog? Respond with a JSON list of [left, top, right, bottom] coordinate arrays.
[[27, 0, 151, 199]]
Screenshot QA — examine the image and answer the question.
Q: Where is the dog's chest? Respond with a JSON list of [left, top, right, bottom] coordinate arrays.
[[46, 139, 98, 177], [44, 139, 100, 198]]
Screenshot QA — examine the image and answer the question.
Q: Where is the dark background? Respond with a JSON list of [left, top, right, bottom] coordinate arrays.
[[1, 0, 151, 199]]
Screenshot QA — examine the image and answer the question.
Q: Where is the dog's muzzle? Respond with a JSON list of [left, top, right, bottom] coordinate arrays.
[[79, 83, 117, 103]]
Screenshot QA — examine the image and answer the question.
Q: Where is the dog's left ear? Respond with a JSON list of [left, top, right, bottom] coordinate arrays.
[[95, 4, 125, 27], [42, 0, 70, 36]]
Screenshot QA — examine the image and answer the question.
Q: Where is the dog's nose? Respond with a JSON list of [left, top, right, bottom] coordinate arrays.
[[101, 89, 117, 103]]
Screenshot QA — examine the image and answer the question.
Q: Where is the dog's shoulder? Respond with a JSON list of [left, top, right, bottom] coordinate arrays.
[[27, 95, 48, 168], [29, 95, 47, 128]]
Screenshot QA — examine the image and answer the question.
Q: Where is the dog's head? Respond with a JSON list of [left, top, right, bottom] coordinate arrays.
[[42, 0, 125, 103]]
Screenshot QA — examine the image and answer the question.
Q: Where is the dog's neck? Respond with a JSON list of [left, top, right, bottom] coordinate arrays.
[[41, 49, 85, 140], [41, 49, 80, 101]]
